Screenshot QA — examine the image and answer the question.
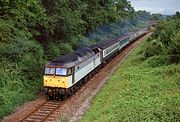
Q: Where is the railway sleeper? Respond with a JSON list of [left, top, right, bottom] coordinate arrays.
[[41, 106, 57, 109], [26, 117, 42, 122], [37, 110, 52, 113], [41, 106, 55, 110], [46, 101, 60, 106], [39, 108, 54, 112], [46, 117, 58, 122], [43, 104, 59, 107], [28, 115, 45, 119], [33, 112, 48, 116]]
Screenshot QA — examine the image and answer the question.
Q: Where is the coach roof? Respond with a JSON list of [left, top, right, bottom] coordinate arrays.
[[91, 34, 129, 49]]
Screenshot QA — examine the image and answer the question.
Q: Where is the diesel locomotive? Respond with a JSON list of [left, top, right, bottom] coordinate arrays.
[[43, 30, 148, 99]]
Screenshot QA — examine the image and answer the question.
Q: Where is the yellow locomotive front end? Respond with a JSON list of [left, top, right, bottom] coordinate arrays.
[[44, 75, 69, 88], [43, 67, 73, 99], [43, 67, 69, 88]]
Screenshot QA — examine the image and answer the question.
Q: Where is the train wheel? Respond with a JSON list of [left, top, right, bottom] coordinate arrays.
[[74, 84, 78, 91], [47, 90, 53, 100], [67, 89, 72, 96], [77, 82, 80, 90], [88, 73, 92, 80], [47, 95, 53, 100], [85, 76, 88, 83], [70, 88, 75, 95], [61, 93, 68, 100], [92, 71, 95, 77]]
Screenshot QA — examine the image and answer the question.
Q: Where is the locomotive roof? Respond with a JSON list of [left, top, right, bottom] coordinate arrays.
[[46, 47, 95, 68]]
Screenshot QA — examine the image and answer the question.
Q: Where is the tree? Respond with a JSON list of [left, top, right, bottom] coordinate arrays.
[[175, 11, 180, 18]]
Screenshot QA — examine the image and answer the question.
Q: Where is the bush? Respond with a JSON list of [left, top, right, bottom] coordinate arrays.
[[143, 39, 163, 58], [144, 55, 169, 68], [168, 31, 180, 63], [144, 17, 180, 66]]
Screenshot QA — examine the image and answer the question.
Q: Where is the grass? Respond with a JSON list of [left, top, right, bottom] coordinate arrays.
[[81, 40, 180, 122]]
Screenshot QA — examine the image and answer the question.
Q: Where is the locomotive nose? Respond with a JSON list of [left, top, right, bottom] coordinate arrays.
[[43, 75, 68, 88]]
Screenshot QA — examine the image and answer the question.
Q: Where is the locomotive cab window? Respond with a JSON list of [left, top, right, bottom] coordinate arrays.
[[67, 68, 73, 75], [56, 68, 67, 76], [45, 68, 55, 75]]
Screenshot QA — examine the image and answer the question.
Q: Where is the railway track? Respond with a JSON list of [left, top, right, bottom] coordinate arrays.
[[20, 100, 65, 122], [3, 32, 152, 122]]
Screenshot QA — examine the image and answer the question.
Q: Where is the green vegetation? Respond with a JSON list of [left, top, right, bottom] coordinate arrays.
[[81, 16, 180, 122], [145, 15, 180, 64]]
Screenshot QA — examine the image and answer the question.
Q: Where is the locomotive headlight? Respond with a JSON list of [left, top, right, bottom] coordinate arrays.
[[62, 78, 65, 83], [57, 77, 66, 83], [62, 78, 65, 81]]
